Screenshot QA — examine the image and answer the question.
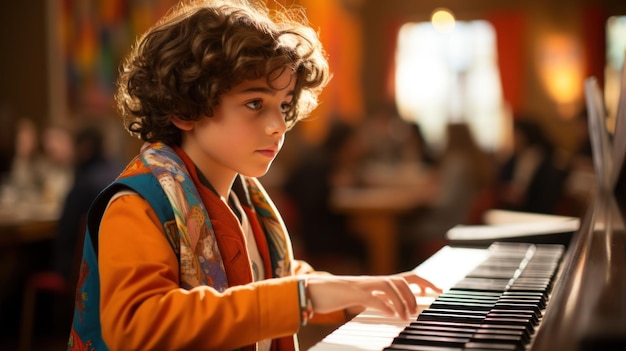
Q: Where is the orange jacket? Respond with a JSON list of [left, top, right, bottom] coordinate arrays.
[[97, 147, 345, 350]]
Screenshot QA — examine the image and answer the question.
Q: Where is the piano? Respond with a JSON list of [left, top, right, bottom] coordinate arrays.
[[310, 242, 564, 351], [309, 61, 626, 351]]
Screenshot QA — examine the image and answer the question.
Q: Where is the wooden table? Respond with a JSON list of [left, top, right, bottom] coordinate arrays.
[[330, 182, 437, 275], [0, 204, 59, 247], [0, 218, 58, 247]]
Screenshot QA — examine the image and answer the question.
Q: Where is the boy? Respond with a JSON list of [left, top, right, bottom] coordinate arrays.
[[68, 1, 439, 350]]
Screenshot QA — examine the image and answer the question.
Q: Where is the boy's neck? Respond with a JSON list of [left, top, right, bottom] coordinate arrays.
[[173, 144, 235, 200]]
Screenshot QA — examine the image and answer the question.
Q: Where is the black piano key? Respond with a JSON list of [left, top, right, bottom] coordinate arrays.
[[392, 334, 470, 347], [501, 291, 547, 305], [502, 290, 545, 296], [477, 323, 532, 335], [507, 286, 550, 294], [520, 270, 558, 277], [434, 299, 498, 307], [493, 302, 542, 315], [487, 312, 538, 325], [418, 312, 486, 324], [473, 328, 530, 343], [463, 341, 521, 350], [482, 317, 535, 334], [512, 278, 551, 285], [498, 297, 545, 309], [514, 275, 553, 282], [437, 295, 499, 302], [400, 329, 475, 338], [450, 285, 507, 293], [455, 277, 511, 286], [470, 332, 524, 346], [433, 297, 496, 305], [421, 308, 488, 317], [494, 300, 544, 314], [453, 278, 510, 289], [439, 294, 500, 303], [398, 330, 475, 339], [466, 269, 520, 279], [405, 323, 477, 331], [410, 320, 533, 341], [437, 297, 499, 304], [429, 301, 494, 312], [411, 320, 486, 329], [512, 280, 552, 286], [499, 299, 546, 311], [445, 289, 503, 297], [497, 296, 544, 303], [408, 319, 534, 343], [384, 345, 463, 351], [488, 310, 539, 324], [518, 270, 555, 283], [424, 306, 536, 324]]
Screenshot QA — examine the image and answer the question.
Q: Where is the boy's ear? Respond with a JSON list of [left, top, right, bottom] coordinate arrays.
[[170, 116, 194, 131]]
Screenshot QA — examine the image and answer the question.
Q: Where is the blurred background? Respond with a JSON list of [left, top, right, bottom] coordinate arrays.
[[1, 0, 625, 349]]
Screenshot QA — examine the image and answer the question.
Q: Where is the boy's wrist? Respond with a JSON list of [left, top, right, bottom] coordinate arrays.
[[298, 278, 314, 326]]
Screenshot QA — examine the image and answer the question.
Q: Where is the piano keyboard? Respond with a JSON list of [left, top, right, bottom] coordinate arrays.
[[309, 242, 564, 351]]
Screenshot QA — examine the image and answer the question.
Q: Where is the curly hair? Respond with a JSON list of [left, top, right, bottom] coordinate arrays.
[[115, 0, 331, 145]]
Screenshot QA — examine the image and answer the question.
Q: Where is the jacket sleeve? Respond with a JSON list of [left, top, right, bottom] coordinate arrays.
[[98, 193, 301, 351]]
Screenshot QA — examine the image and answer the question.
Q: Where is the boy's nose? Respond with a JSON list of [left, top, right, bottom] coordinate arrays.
[[266, 110, 288, 135]]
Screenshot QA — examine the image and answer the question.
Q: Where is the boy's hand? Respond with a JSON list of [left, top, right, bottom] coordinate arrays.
[[304, 275, 419, 321], [394, 271, 443, 296]]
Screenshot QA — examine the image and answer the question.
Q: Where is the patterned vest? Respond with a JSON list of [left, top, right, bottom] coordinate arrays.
[[67, 142, 295, 350]]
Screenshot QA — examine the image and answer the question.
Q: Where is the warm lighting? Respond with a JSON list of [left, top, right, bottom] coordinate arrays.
[[537, 33, 584, 118], [431, 8, 455, 33], [395, 20, 505, 152]]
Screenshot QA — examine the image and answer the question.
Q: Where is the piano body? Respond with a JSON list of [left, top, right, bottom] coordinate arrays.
[[309, 61, 626, 350]]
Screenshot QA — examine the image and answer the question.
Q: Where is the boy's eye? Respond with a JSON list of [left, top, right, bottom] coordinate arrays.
[[280, 103, 292, 114], [245, 100, 263, 110]]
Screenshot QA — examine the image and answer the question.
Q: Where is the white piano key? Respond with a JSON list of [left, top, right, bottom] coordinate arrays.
[[308, 246, 490, 350]]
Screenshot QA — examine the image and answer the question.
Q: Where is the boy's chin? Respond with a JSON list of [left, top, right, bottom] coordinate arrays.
[[242, 168, 271, 179]]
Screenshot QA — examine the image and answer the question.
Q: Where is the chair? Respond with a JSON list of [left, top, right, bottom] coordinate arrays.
[[18, 271, 71, 351], [18, 218, 85, 351]]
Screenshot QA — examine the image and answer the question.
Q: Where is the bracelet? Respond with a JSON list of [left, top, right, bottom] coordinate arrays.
[[298, 278, 314, 326]]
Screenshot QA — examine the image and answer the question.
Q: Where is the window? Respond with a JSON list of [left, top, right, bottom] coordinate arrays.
[[394, 14, 506, 153]]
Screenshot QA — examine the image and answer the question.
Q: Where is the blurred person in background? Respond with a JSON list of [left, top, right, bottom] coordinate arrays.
[[1, 120, 76, 217], [283, 120, 368, 273], [404, 122, 438, 170], [398, 123, 495, 269], [39, 124, 76, 213], [561, 109, 596, 217], [359, 104, 409, 166], [358, 104, 426, 181], [356, 105, 439, 188], [0, 121, 75, 341], [2, 118, 47, 206], [495, 118, 567, 214], [53, 124, 123, 285], [11, 124, 123, 346]]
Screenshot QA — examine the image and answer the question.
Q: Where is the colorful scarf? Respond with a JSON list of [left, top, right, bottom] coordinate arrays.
[[140, 142, 293, 289]]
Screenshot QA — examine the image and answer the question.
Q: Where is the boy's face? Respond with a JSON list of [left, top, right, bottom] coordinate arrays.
[[176, 69, 294, 184]]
